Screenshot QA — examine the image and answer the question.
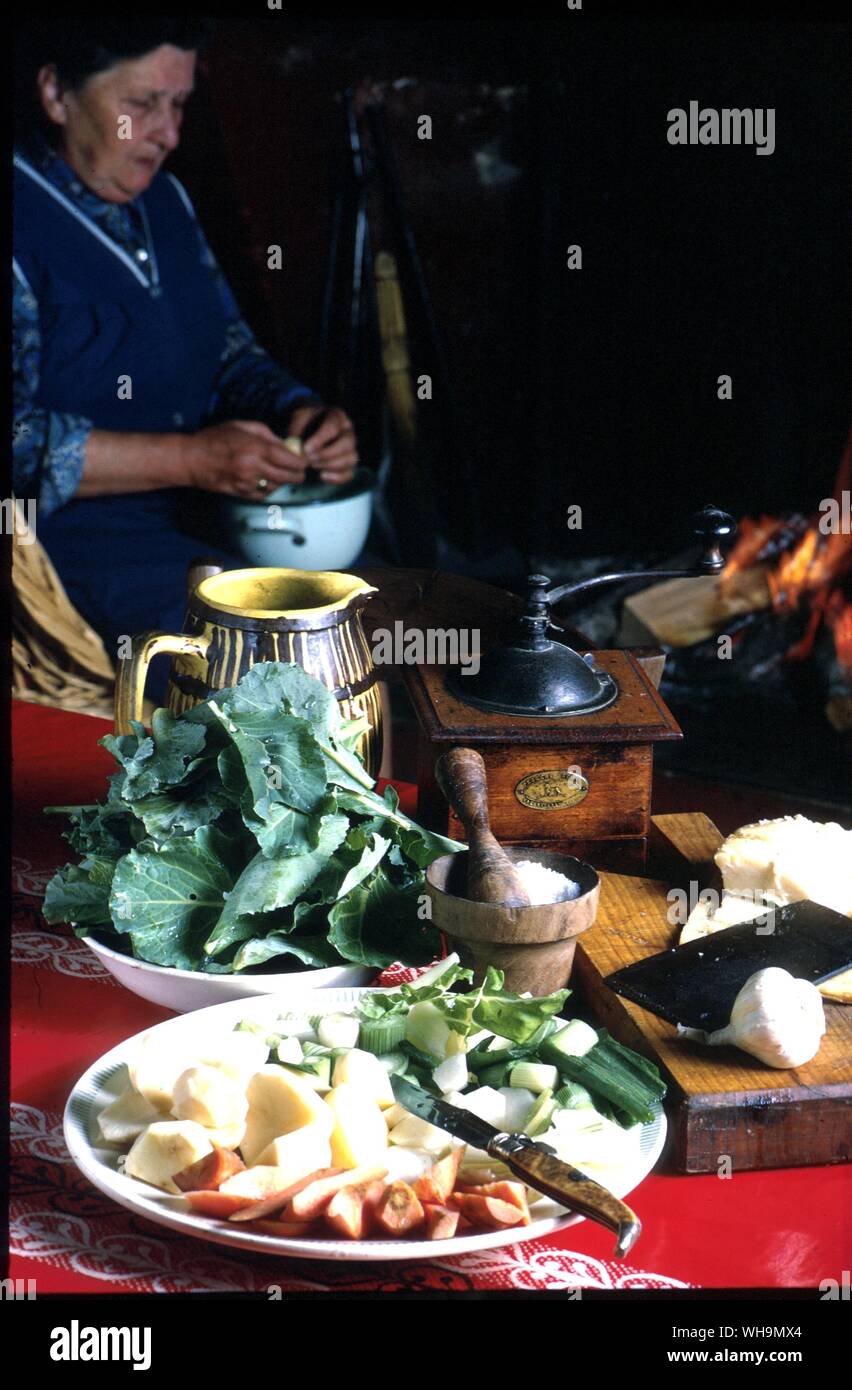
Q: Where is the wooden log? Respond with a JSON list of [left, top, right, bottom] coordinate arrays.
[[620, 570, 771, 648]]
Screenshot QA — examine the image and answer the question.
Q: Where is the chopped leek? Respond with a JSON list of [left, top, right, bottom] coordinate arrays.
[[401, 1040, 442, 1069], [375, 1049, 408, 1075], [524, 1088, 555, 1137], [405, 1000, 455, 1059], [357, 1013, 407, 1054], [448, 1086, 506, 1129], [476, 1060, 513, 1089], [540, 1019, 599, 1063], [553, 1032, 665, 1126], [275, 1037, 304, 1066], [405, 952, 461, 990], [317, 1013, 360, 1050], [499, 1086, 536, 1132], [554, 1081, 596, 1110], [465, 1038, 530, 1074], [509, 1061, 559, 1095], [433, 1052, 468, 1095]]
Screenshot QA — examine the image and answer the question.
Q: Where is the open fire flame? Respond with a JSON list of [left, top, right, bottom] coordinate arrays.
[[720, 432, 852, 671]]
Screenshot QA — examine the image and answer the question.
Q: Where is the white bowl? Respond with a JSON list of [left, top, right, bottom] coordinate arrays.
[[225, 468, 375, 571], [83, 934, 372, 1013]]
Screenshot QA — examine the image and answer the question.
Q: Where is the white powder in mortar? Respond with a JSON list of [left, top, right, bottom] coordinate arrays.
[[514, 859, 581, 905]]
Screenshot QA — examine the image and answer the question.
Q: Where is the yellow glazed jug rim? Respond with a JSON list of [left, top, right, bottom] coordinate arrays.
[[194, 568, 377, 620]]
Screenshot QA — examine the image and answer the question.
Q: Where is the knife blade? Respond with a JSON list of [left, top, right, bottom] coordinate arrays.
[[605, 899, 852, 1031], [390, 1074, 642, 1257]]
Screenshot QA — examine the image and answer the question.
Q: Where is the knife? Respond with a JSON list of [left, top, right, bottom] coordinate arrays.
[[605, 899, 852, 1031], [390, 1074, 642, 1257]]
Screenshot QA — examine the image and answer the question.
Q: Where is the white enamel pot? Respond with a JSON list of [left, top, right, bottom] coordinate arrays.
[[225, 468, 376, 571]]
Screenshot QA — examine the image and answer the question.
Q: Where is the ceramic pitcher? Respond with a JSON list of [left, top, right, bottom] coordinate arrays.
[[114, 567, 382, 775]]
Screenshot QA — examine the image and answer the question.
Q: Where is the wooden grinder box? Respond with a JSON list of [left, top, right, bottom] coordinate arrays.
[[405, 651, 682, 873]]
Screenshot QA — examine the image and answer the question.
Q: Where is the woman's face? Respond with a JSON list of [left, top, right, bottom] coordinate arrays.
[[39, 45, 196, 203]]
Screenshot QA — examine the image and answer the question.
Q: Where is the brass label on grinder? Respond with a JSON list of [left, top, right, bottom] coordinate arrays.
[[514, 768, 589, 810]]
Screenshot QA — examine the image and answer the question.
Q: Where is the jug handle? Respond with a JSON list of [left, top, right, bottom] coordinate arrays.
[[115, 631, 210, 733]]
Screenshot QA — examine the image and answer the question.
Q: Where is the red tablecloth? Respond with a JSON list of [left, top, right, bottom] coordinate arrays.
[[10, 702, 849, 1292]]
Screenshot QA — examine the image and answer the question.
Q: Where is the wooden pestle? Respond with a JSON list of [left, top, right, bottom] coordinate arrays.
[[435, 748, 531, 907]]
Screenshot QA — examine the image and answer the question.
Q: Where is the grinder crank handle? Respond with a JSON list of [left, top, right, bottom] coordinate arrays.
[[541, 505, 737, 608], [434, 748, 530, 907]]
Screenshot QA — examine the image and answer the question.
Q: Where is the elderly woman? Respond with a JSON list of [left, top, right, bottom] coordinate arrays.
[[13, 20, 358, 679]]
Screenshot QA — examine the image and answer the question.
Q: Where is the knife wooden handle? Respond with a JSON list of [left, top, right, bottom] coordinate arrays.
[[490, 1136, 642, 1258]]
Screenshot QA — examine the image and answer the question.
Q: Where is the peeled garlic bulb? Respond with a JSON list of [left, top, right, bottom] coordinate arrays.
[[679, 967, 826, 1068]]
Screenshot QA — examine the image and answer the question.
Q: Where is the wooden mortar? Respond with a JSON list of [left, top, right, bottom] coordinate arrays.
[[425, 847, 600, 996]]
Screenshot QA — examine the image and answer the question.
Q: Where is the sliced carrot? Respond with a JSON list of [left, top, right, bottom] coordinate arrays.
[[448, 1193, 527, 1228], [324, 1177, 393, 1240], [457, 1181, 530, 1221], [325, 1185, 369, 1240], [413, 1147, 464, 1205], [173, 1146, 246, 1193], [247, 1218, 318, 1238], [373, 1181, 425, 1237], [359, 1180, 388, 1237], [289, 1166, 389, 1220], [422, 1203, 461, 1240], [184, 1190, 253, 1218], [228, 1168, 344, 1223]]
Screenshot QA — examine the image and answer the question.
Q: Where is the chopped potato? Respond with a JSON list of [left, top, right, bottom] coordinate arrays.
[[98, 1088, 161, 1145], [241, 1065, 333, 1165], [172, 1065, 248, 1130], [123, 1121, 213, 1194], [331, 1049, 395, 1108], [326, 1083, 389, 1169]]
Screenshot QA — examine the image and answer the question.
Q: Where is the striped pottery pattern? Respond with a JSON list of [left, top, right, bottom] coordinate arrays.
[[165, 607, 382, 775]]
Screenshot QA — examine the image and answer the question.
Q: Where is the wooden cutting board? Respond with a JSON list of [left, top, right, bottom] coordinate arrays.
[[573, 812, 852, 1173]]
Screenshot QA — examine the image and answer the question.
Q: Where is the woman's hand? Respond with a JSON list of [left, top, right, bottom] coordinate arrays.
[[181, 420, 308, 498], [288, 405, 360, 484]]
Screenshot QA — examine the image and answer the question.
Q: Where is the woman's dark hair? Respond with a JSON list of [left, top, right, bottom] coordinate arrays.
[[15, 18, 216, 139]]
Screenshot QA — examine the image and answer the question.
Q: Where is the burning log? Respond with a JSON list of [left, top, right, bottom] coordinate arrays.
[[621, 431, 852, 731], [824, 589, 852, 732], [720, 512, 809, 578]]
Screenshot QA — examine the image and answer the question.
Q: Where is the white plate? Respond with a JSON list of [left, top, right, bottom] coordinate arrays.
[[83, 934, 371, 1012], [64, 989, 667, 1262]]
